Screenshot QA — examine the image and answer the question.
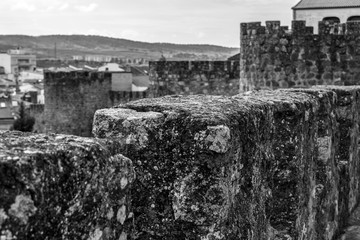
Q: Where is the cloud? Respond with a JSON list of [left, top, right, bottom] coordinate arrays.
[[11, 2, 37, 11], [58, 3, 69, 11], [197, 32, 205, 38], [75, 3, 98, 12], [231, 0, 284, 6], [7, 0, 70, 12]]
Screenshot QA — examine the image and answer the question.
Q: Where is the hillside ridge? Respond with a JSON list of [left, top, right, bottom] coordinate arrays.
[[0, 34, 239, 60]]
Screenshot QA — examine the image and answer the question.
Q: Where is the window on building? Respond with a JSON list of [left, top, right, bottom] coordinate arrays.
[[322, 17, 340, 23], [18, 59, 30, 64], [0, 102, 6, 108], [19, 66, 30, 71], [348, 16, 360, 22]]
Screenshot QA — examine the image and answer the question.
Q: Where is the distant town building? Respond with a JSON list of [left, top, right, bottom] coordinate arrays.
[[46, 62, 149, 93], [0, 49, 36, 74], [293, 0, 360, 33], [98, 63, 125, 72], [72, 55, 84, 61], [84, 55, 113, 62], [227, 53, 240, 61]]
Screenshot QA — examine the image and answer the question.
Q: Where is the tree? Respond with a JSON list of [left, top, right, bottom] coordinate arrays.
[[159, 54, 166, 62], [12, 102, 35, 132]]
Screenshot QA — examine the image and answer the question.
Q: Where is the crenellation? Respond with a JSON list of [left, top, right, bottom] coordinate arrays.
[[44, 71, 112, 137], [241, 20, 360, 91], [281, 26, 289, 31], [305, 26, 314, 35], [150, 60, 240, 96], [242, 21, 360, 42], [346, 21, 360, 35], [44, 71, 111, 85], [265, 21, 281, 34], [241, 22, 264, 36], [91, 86, 360, 239], [240, 22, 247, 36], [292, 20, 308, 35]]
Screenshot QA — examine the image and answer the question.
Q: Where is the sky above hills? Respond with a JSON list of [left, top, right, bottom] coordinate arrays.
[[0, 0, 300, 47]]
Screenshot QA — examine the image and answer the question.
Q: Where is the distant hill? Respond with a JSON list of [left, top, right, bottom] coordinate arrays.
[[0, 35, 239, 61]]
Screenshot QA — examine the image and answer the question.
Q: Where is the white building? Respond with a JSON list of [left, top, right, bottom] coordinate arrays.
[[0, 49, 36, 74], [98, 63, 125, 72], [293, 0, 360, 33]]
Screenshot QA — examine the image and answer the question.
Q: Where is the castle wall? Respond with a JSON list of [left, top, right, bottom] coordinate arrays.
[[108, 91, 148, 106], [44, 71, 111, 137], [43, 71, 150, 137], [3, 86, 360, 239], [149, 60, 240, 97], [93, 86, 360, 240], [0, 131, 134, 240], [240, 20, 360, 91]]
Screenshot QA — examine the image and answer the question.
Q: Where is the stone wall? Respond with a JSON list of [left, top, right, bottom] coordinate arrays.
[[0, 131, 135, 240], [43, 72, 151, 137], [240, 20, 360, 91], [4, 86, 360, 239], [109, 91, 148, 106], [149, 60, 240, 97], [93, 86, 360, 240], [44, 71, 111, 137], [43, 60, 240, 137]]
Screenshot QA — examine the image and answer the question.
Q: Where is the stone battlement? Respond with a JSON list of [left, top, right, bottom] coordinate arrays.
[[0, 131, 135, 240], [240, 20, 360, 91], [44, 71, 111, 85], [149, 60, 240, 97], [3, 86, 360, 239], [241, 20, 360, 38]]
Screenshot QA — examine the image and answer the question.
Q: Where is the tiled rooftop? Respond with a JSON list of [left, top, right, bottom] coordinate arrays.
[[293, 0, 360, 9]]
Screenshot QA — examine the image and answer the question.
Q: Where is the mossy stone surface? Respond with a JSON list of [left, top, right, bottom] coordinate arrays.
[[0, 131, 135, 240]]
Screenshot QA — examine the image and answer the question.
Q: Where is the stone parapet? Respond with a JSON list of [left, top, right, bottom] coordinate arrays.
[[149, 61, 240, 97], [0, 131, 135, 240], [240, 20, 360, 91], [44, 71, 111, 136], [3, 86, 360, 239], [93, 86, 360, 239]]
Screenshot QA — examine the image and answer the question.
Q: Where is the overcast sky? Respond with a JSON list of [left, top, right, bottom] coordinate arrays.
[[0, 0, 300, 47]]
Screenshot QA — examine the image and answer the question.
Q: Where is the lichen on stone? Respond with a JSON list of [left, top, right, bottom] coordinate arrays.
[[8, 195, 37, 225], [194, 125, 231, 153], [0, 131, 135, 240], [116, 205, 127, 225], [118, 231, 127, 240], [89, 228, 103, 240], [317, 136, 331, 163], [93, 108, 164, 149], [0, 208, 9, 226]]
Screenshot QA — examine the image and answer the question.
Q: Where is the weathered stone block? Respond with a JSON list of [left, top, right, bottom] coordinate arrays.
[[93, 86, 360, 239], [92, 90, 332, 239], [0, 131, 135, 240]]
